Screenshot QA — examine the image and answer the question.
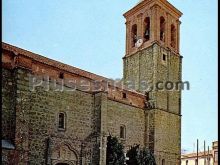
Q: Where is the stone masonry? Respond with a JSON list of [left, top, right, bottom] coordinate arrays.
[[2, 0, 183, 165]]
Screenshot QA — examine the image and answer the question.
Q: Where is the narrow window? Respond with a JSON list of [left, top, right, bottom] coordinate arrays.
[[143, 17, 150, 42], [162, 159, 165, 165], [120, 125, 126, 139], [122, 92, 127, 99], [186, 160, 188, 165], [59, 72, 64, 79], [131, 24, 137, 47], [160, 17, 166, 42], [163, 54, 166, 61], [58, 113, 65, 129], [179, 98, 181, 114], [171, 24, 176, 48]]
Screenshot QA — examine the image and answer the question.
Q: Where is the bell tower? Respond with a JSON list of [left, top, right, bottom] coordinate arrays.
[[123, 0, 183, 164], [123, 0, 182, 92]]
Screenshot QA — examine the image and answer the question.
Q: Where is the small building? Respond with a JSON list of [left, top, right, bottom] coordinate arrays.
[[181, 141, 218, 165]]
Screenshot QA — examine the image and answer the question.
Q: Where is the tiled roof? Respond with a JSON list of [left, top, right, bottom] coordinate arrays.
[[181, 151, 213, 159], [2, 42, 147, 105], [2, 42, 109, 81]]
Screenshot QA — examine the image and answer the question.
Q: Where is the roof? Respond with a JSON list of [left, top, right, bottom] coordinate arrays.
[[2, 42, 110, 82], [2, 42, 147, 108], [181, 151, 213, 159], [124, 0, 183, 18]]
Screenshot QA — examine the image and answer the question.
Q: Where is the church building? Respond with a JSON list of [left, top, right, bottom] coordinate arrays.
[[2, 0, 183, 164]]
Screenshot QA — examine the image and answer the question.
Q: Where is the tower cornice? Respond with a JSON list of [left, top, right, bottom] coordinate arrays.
[[123, 41, 182, 59], [123, 0, 182, 19]]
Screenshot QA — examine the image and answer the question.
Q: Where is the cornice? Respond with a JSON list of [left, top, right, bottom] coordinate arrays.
[[123, 41, 181, 59], [123, 0, 182, 19]]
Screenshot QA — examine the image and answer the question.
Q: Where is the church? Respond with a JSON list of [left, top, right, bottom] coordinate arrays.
[[2, 0, 182, 164]]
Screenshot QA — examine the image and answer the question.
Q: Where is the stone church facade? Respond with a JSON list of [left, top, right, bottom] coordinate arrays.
[[2, 0, 182, 165]]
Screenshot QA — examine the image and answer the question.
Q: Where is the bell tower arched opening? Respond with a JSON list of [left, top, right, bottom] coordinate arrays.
[[143, 17, 150, 42], [171, 24, 176, 48], [131, 24, 137, 47], [160, 16, 166, 42]]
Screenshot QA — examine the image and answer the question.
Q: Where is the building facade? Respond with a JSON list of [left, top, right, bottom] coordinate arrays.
[[181, 141, 218, 165], [2, 0, 182, 164]]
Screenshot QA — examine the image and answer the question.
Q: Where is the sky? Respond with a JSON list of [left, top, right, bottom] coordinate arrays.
[[3, 0, 218, 153]]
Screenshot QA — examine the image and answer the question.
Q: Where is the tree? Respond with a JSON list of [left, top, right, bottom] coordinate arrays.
[[106, 135, 125, 165], [126, 145, 156, 165]]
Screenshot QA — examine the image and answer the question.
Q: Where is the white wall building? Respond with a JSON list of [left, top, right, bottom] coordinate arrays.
[[181, 141, 218, 165]]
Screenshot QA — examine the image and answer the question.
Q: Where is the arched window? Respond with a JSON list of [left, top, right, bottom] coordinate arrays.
[[162, 159, 165, 165], [143, 17, 150, 42], [171, 24, 176, 48], [58, 113, 66, 130], [131, 24, 137, 47], [160, 16, 166, 42], [120, 125, 126, 139]]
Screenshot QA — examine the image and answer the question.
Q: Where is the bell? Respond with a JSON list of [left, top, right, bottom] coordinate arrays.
[[145, 30, 149, 36]]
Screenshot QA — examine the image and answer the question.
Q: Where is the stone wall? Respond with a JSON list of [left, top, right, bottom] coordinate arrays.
[[2, 66, 150, 165], [2, 67, 102, 165], [106, 99, 146, 151], [2, 68, 16, 141], [2, 44, 150, 165], [155, 45, 181, 115], [2, 42, 182, 165], [123, 43, 182, 165], [153, 109, 181, 164], [123, 45, 155, 93]]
